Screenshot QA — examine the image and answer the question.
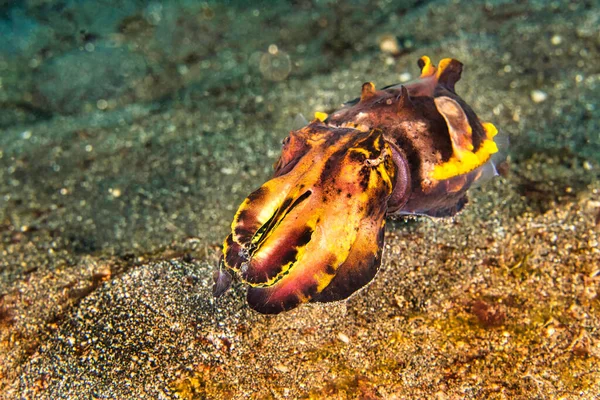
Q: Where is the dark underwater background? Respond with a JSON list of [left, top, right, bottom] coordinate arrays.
[[1, 0, 599, 398]]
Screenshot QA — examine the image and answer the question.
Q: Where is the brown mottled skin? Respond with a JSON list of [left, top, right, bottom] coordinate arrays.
[[324, 59, 489, 217], [215, 57, 499, 314]]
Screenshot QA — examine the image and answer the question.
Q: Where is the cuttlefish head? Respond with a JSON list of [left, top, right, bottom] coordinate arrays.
[[220, 122, 398, 314]]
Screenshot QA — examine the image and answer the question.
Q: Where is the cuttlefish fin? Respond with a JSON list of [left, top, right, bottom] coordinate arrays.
[[292, 113, 309, 130]]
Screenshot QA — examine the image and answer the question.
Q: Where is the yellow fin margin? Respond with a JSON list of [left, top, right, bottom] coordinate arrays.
[[432, 138, 499, 181], [482, 122, 498, 138]]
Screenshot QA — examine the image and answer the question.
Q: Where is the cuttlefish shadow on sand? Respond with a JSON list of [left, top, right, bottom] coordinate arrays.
[[213, 56, 504, 314]]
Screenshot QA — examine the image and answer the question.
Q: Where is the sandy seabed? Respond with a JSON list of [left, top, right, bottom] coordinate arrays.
[[1, 0, 599, 398]]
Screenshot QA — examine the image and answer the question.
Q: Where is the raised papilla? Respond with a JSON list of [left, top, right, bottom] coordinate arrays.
[[215, 56, 502, 314]]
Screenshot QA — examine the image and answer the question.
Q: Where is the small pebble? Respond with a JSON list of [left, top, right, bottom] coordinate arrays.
[[274, 364, 289, 373], [96, 99, 108, 110], [337, 332, 350, 344], [379, 34, 400, 55], [530, 90, 548, 103], [399, 72, 412, 82]]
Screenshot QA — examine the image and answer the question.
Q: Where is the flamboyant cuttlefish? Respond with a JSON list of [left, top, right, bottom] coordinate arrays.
[[214, 56, 503, 314]]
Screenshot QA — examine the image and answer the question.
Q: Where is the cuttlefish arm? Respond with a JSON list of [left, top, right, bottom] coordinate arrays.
[[222, 126, 396, 314]]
